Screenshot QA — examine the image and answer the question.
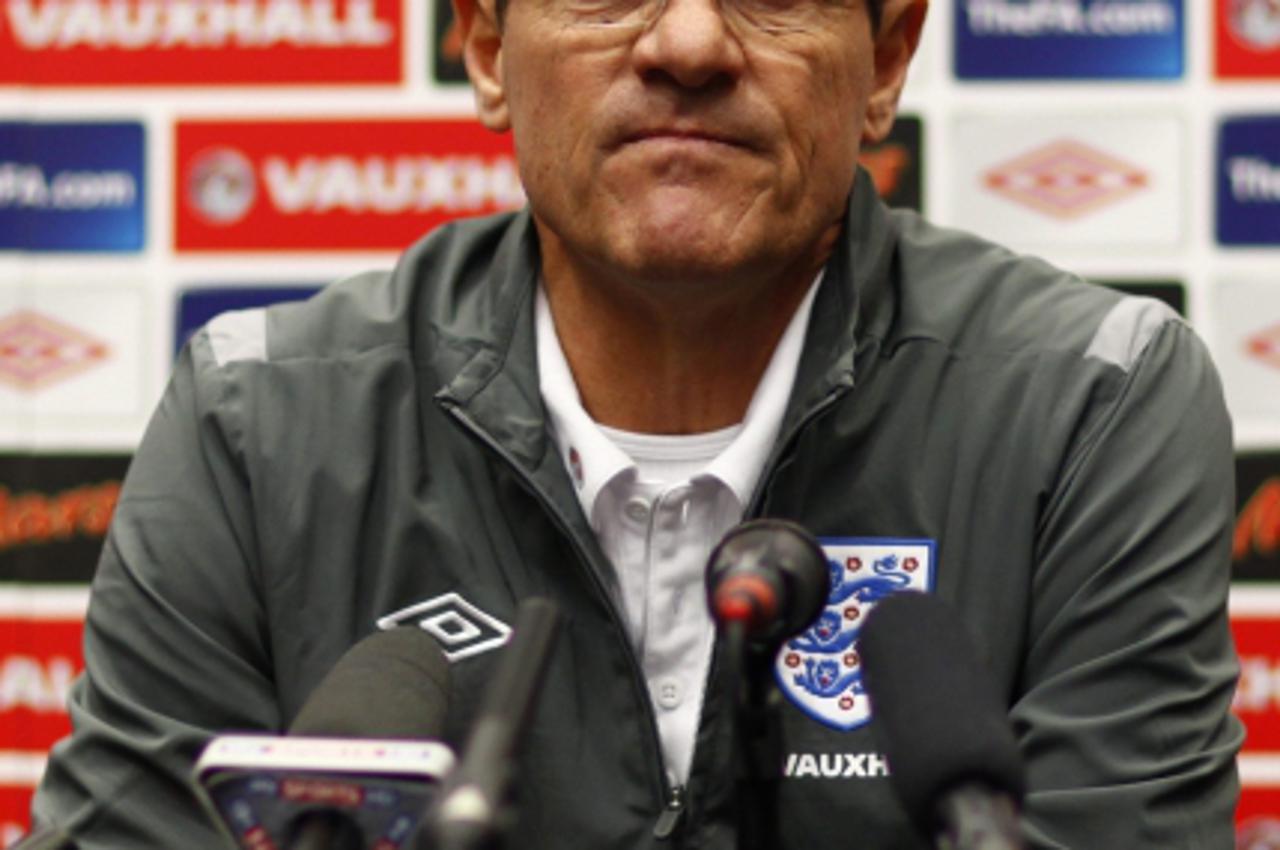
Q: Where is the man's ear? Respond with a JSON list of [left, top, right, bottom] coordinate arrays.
[[862, 0, 927, 145], [453, 0, 510, 132]]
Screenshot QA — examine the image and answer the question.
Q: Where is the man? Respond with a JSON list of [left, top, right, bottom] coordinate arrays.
[[32, 0, 1241, 847]]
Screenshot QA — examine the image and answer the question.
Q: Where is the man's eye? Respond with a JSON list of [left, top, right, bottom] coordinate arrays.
[[563, 0, 648, 23]]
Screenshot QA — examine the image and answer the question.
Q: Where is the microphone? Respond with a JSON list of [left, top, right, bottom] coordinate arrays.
[[419, 597, 562, 850], [859, 592, 1026, 850], [195, 627, 456, 850], [289, 626, 451, 739], [705, 519, 829, 646], [704, 520, 828, 850]]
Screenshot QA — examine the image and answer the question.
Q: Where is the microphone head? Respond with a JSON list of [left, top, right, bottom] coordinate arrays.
[[705, 519, 829, 643], [858, 592, 1025, 830], [289, 626, 451, 739]]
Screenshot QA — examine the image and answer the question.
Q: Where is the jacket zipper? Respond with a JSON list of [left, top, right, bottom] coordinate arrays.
[[442, 403, 679, 837], [679, 381, 853, 821], [653, 784, 686, 840], [443, 377, 851, 845]]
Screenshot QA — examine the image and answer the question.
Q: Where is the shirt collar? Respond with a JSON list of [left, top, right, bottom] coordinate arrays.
[[537, 287, 636, 513], [537, 275, 821, 519]]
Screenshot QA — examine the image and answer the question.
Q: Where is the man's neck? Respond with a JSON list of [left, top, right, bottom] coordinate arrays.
[[538, 239, 826, 435]]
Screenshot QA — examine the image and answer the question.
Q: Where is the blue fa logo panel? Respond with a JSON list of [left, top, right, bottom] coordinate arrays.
[[0, 122, 146, 252], [1217, 116, 1280, 247], [954, 0, 1185, 80]]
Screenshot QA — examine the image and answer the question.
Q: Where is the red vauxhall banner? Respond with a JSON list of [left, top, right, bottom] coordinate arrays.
[[0, 586, 89, 843], [175, 118, 524, 252], [1239, 786, 1280, 845], [0, 0, 403, 85], [0, 588, 88, 754], [1232, 589, 1280, 754]]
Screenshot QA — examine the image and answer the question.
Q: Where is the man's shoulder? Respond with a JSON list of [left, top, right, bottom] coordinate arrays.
[[195, 211, 529, 372], [886, 209, 1179, 373]]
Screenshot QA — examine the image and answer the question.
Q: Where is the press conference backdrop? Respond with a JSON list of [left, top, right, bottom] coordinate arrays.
[[1, 0, 1279, 845]]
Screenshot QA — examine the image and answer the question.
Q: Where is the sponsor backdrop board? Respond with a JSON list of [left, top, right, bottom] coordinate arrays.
[[0, 0, 1278, 841], [949, 113, 1184, 251], [1233, 602, 1280, 754], [0, 0, 404, 85], [954, 0, 1185, 79], [1217, 0, 1280, 79], [0, 454, 129, 584], [1214, 279, 1280, 425], [175, 119, 525, 251], [1236, 453, 1280, 584], [860, 116, 924, 212], [0, 283, 149, 446], [1217, 116, 1280, 246], [0, 122, 145, 253]]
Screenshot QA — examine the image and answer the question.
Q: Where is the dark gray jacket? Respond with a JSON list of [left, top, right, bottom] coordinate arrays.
[[34, 172, 1242, 849]]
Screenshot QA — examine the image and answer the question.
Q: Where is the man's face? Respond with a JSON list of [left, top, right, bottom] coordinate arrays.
[[468, 0, 914, 288]]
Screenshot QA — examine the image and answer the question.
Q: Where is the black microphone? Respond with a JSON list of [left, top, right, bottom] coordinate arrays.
[[704, 520, 829, 850], [195, 627, 455, 850], [859, 592, 1026, 850], [419, 597, 561, 850], [705, 519, 829, 646], [289, 626, 451, 739]]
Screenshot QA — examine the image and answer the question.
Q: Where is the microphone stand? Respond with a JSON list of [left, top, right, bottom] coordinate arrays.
[[724, 620, 784, 850]]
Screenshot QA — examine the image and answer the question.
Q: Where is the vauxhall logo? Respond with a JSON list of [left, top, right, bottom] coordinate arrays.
[[5, 0, 394, 49], [783, 751, 891, 779]]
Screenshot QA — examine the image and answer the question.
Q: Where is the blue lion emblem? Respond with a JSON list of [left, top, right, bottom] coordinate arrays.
[[828, 554, 911, 604], [792, 657, 864, 699]]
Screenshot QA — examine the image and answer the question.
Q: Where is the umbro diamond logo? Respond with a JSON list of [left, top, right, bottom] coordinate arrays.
[[376, 592, 512, 661], [983, 139, 1149, 220]]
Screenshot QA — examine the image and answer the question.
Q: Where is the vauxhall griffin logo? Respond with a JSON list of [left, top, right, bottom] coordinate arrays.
[[187, 148, 258, 225], [1230, 0, 1280, 50], [377, 593, 511, 661]]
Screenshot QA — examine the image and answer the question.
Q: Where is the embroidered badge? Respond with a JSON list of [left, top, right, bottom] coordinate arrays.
[[775, 537, 936, 731], [376, 592, 511, 662]]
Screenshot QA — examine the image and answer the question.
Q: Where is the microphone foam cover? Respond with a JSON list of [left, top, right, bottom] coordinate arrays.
[[289, 627, 451, 739], [858, 592, 1025, 828]]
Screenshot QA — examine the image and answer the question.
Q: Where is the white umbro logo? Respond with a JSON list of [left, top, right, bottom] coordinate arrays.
[[376, 592, 512, 661]]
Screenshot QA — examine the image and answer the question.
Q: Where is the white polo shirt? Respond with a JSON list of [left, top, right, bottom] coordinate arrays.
[[536, 280, 819, 785]]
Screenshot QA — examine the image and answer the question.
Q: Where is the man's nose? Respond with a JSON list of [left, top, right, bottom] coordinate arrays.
[[630, 0, 747, 90]]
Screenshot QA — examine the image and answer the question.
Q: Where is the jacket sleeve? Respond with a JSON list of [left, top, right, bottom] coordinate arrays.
[[1016, 316, 1243, 848], [30, 333, 279, 848]]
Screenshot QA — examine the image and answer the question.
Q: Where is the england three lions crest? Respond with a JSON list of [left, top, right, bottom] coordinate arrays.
[[775, 537, 936, 731]]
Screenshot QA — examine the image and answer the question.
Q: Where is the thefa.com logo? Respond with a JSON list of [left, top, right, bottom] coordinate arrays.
[[176, 119, 525, 251]]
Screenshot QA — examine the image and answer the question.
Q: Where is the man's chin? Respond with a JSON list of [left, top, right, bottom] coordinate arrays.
[[599, 240, 786, 290]]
